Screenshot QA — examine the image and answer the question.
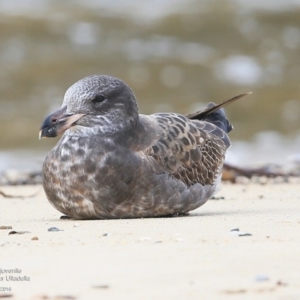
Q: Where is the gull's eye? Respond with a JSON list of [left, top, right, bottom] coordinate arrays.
[[92, 94, 106, 103]]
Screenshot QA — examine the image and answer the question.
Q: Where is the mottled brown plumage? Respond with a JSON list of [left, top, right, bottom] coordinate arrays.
[[40, 75, 248, 219]]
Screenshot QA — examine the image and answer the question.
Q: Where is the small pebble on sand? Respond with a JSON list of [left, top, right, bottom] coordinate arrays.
[[48, 227, 63, 232]]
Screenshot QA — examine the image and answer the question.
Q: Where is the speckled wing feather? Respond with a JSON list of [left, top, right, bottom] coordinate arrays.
[[144, 113, 228, 186]]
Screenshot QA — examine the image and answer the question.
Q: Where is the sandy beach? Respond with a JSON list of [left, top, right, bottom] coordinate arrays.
[[0, 181, 300, 300]]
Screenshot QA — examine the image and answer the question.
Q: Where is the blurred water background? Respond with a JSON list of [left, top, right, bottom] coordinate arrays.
[[1, 0, 300, 172]]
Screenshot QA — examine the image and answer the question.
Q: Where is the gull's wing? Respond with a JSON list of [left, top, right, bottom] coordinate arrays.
[[143, 113, 228, 186]]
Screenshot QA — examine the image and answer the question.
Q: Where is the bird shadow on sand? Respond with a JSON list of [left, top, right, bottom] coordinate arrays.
[[50, 208, 271, 222]]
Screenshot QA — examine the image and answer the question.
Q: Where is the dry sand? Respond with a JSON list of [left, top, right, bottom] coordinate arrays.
[[0, 181, 300, 300]]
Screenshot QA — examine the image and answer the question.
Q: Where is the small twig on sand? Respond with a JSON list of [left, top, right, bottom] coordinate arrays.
[[0, 188, 41, 199], [222, 162, 295, 183]]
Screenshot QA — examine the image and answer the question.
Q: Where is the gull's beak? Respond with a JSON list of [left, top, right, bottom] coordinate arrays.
[[39, 106, 85, 139]]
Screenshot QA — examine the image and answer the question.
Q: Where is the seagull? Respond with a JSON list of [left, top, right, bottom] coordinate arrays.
[[39, 75, 250, 219]]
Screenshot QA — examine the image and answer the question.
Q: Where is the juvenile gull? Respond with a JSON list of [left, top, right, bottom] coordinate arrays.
[[39, 75, 249, 219]]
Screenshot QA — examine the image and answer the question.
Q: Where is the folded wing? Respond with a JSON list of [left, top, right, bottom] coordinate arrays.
[[144, 113, 228, 186]]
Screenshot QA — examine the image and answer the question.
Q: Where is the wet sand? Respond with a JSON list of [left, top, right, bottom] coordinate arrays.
[[0, 181, 300, 300]]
